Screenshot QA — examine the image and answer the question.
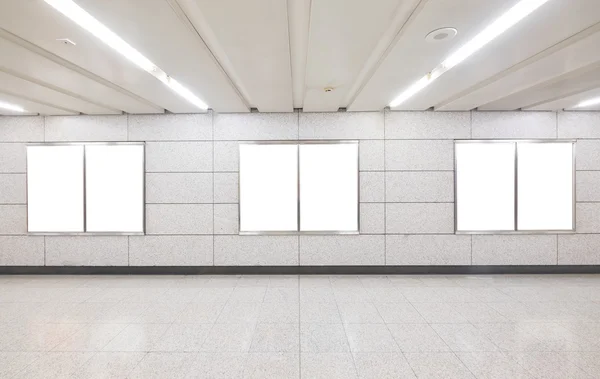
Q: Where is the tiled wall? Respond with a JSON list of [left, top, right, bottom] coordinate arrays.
[[1, 111, 599, 267]]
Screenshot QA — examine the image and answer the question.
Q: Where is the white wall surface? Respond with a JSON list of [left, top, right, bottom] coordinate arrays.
[[0, 110, 599, 266]]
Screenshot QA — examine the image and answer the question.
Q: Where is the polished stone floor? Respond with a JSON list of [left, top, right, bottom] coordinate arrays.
[[1, 274, 600, 378]]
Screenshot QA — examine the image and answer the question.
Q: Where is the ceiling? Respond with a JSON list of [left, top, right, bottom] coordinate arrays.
[[1, 0, 599, 115]]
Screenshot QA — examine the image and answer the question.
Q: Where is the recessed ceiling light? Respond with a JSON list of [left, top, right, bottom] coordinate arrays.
[[0, 101, 26, 113], [44, 0, 209, 111], [390, 0, 552, 108], [575, 96, 600, 108], [425, 27, 457, 43]]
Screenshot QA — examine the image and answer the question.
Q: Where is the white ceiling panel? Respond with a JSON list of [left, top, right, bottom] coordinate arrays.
[[0, 70, 119, 115], [0, 92, 76, 116], [481, 65, 600, 110], [1, 0, 599, 114], [0, 0, 246, 113], [77, 0, 249, 112], [303, 0, 417, 112], [348, 0, 519, 111], [181, 0, 293, 112], [526, 87, 600, 111], [393, 0, 600, 111], [0, 35, 162, 114], [438, 26, 600, 111], [0, 0, 190, 113]]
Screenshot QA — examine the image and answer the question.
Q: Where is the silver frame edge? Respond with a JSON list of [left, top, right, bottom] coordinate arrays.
[[238, 140, 360, 236], [25, 141, 146, 236], [454, 139, 577, 234]]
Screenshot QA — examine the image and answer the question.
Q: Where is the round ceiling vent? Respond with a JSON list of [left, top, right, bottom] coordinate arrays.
[[425, 27, 457, 43]]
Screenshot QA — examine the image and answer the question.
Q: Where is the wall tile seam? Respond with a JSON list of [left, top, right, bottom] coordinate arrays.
[[11, 135, 600, 142], [146, 171, 218, 174], [383, 201, 455, 204], [384, 138, 462, 141], [383, 110, 386, 265], [555, 233, 558, 264], [297, 110, 301, 265], [50, 232, 597, 236], [383, 169, 455, 173], [146, 202, 217, 205], [212, 110, 216, 266]]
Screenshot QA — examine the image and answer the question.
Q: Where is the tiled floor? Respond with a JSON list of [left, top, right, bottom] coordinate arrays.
[[1, 275, 600, 378]]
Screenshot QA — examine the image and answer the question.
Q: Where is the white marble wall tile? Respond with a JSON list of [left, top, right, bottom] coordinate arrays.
[[558, 112, 600, 139], [128, 113, 212, 141], [472, 235, 557, 265], [0, 236, 44, 265], [386, 172, 453, 202], [472, 111, 556, 139], [385, 111, 470, 139], [146, 204, 213, 235], [299, 112, 383, 140], [45, 236, 128, 266], [0, 174, 26, 204], [386, 235, 471, 265], [129, 236, 213, 266], [385, 140, 454, 171], [386, 203, 454, 234], [214, 236, 298, 265], [214, 113, 298, 141], [0, 116, 44, 142], [0, 143, 26, 172], [146, 173, 213, 203], [45, 115, 127, 141], [299, 235, 385, 265], [145, 142, 213, 172]]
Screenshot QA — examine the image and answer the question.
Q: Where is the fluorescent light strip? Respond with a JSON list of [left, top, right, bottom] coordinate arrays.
[[575, 96, 600, 108], [389, 0, 551, 108], [44, 0, 208, 110], [0, 101, 26, 113]]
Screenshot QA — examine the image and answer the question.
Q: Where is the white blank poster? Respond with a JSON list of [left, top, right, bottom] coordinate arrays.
[[239, 144, 298, 232], [456, 143, 515, 231], [517, 142, 573, 230], [85, 145, 145, 233], [299, 143, 358, 232], [27, 145, 84, 232]]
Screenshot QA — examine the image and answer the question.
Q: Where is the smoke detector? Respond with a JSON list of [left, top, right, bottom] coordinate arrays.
[[425, 27, 457, 43], [56, 38, 76, 46]]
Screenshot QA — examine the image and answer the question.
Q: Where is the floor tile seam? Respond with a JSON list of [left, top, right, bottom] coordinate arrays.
[[331, 298, 360, 377], [2, 350, 46, 379], [95, 321, 146, 354], [561, 351, 600, 376], [199, 300, 241, 354], [451, 350, 491, 378], [370, 299, 419, 378], [18, 349, 98, 379], [296, 275, 301, 379], [492, 350, 543, 378], [115, 351, 150, 378], [402, 301, 480, 373]]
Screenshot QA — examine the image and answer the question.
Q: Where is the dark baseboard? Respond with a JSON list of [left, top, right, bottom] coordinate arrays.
[[1, 265, 600, 275]]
